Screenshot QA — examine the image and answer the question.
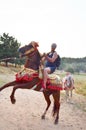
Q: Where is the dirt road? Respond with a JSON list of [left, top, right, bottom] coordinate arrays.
[[0, 72, 86, 130]]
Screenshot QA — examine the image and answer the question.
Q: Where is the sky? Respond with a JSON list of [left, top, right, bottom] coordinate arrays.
[[0, 0, 86, 58]]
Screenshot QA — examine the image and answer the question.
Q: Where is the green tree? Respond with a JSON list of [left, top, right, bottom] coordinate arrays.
[[66, 67, 74, 74], [0, 33, 21, 66]]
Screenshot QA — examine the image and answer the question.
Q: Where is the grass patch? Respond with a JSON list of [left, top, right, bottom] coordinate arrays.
[[75, 85, 86, 96], [74, 74, 86, 97]]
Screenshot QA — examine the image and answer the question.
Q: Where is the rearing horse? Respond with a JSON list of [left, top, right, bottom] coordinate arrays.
[[0, 41, 62, 124]]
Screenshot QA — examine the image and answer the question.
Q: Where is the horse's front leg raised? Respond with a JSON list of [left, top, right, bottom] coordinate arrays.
[[10, 82, 30, 104], [0, 81, 17, 92], [10, 85, 18, 104]]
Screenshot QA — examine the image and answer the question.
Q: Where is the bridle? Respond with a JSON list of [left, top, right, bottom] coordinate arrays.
[[29, 48, 38, 57], [25, 48, 41, 62]]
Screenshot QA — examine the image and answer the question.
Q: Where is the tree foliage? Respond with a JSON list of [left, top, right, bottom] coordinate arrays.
[[60, 57, 86, 73], [0, 33, 86, 72], [0, 33, 21, 59], [0, 33, 21, 66]]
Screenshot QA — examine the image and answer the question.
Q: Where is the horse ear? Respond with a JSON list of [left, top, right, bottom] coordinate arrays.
[[30, 41, 39, 48]]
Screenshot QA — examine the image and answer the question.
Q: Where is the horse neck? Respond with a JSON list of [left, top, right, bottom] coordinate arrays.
[[24, 50, 41, 70]]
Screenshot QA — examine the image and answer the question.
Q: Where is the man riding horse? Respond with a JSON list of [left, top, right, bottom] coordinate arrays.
[[0, 41, 62, 124], [18, 41, 62, 91]]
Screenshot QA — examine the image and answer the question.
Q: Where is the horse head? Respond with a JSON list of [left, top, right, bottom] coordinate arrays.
[[18, 41, 41, 70], [18, 41, 39, 57]]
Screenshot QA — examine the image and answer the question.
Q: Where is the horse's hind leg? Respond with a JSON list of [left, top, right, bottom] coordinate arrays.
[[52, 91, 60, 124], [0, 81, 17, 92], [41, 92, 51, 119]]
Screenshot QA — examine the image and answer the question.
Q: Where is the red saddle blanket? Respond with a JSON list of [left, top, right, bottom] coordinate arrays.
[[15, 73, 38, 82], [15, 73, 63, 91], [47, 85, 63, 90]]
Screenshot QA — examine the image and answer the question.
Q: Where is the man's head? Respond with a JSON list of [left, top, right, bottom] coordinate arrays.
[[51, 43, 57, 51]]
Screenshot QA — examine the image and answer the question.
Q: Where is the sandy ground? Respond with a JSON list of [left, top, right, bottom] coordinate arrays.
[[0, 72, 86, 130]]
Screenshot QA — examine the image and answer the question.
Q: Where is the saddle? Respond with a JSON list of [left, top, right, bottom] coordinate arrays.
[[15, 67, 63, 91], [46, 73, 62, 90], [15, 68, 38, 82], [15, 67, 62, 88], [48, 73, 62, 86], [39, 67, 62, 88]]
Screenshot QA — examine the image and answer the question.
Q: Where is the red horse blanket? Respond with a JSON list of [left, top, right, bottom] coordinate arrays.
[[15, 73, 63, 91]]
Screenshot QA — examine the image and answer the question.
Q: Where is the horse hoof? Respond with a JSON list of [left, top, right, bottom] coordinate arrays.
[[41, 115, 45, 119], [54, 120, 58, 125], [11, 99, 16, 104], [10, 96, 16, 104]]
